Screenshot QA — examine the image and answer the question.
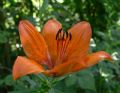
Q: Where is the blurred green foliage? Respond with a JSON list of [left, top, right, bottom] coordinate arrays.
[[0, 0, 120, 93]]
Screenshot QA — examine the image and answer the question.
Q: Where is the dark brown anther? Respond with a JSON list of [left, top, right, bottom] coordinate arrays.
[[56, 29, 72, 62], [62, 31, 68, 40], [56, 28, 62, 40], [62, 32, 65, 40], [58, 28, 62, 33], [65, 31, 68, 38], [56, 28, 72, 41], [69, 33, 72, 40]]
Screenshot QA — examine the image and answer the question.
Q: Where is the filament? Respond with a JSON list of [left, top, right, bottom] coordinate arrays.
[[55, 28, 72, 65]]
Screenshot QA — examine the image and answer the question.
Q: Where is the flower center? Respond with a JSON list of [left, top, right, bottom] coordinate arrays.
[[55, 28, 72, 65]]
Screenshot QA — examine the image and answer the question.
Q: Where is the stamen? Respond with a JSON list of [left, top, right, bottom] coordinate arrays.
[[56, 28, 62, 40], [69, 33, 72, 40], [55, 29, 72, 66], [65, 31, 68, 38], [61, 33, 72, 58], [62, 32, 65, 40]]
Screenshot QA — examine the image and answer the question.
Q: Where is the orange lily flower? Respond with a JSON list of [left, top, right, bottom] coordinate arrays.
[[13, 19, 112, 80]]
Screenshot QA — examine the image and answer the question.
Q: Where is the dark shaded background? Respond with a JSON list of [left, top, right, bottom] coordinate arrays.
[[0, 0, 120, 93]]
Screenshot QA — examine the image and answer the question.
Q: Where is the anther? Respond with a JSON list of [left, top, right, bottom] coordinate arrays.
[[65, 31, 68, 38], [58, 28, 62, 33], [69, 33, 72, 40], [62, 32, 65, 40], [55, 29, 72, 66], [56, 28, 62, 40]]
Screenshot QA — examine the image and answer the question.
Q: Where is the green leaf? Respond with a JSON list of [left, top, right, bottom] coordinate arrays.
[[4, 74, 15, 86], [52, 76, 66, 84], [0, 79, 4, 86], [49, 88, 64, 93], [48, 88, 55, 93], [8, 89, 31, 93], [65, 74, 77, 87], [0, 31, 9, 43], [78, 70, 96, 91], [39, 0, 49, 17], [20, 76, 36, 88]]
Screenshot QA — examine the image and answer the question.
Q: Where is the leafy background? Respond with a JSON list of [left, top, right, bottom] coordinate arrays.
[[0, 0, 120, 93]]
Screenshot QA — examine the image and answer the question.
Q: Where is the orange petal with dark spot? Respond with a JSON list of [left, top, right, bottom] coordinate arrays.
[[13, 56, 45, 80]]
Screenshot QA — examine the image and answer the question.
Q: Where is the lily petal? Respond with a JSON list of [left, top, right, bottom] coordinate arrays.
[[46, 51, 112, 76], [71, 51, 112, 72], [13, 56, 45, 80], [83, 51, 112, 67], [65, 21, 92, 61], [42, 19, 62, 64], [45, 59, 86, 76], [19, 20, 48, 64]]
